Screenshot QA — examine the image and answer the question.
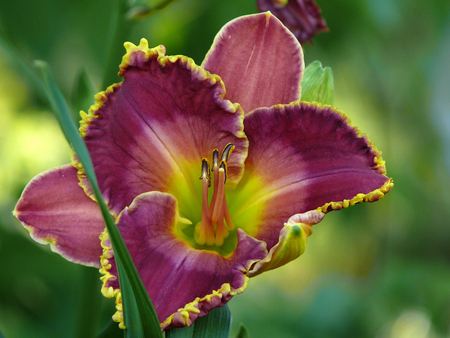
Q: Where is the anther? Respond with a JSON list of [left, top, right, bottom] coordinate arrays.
[[220, 143, 235, 163], [212, 149, 220, 170], [199, 159, 211, 186], [219, 161, 228, 183]]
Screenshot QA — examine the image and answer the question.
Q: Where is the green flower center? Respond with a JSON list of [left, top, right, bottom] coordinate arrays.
[[174, 144, 238, 257]]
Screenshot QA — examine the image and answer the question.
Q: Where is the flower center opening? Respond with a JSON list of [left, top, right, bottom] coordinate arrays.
[[195, 144, 235, 247]]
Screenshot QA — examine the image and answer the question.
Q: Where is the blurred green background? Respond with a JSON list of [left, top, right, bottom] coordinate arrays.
[[1, 0, 450, 337]]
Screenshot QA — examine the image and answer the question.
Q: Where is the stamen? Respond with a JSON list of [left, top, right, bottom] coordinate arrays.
[[221, 143, 235, 163], [223, 201, 235, 230], [215, 214, 228, 247], [211, 168, 225, 224], [196, 159, 215, 245], [199, 158, 211, 185], [212, 149, 220, 170], [209, 149, 220, 214]]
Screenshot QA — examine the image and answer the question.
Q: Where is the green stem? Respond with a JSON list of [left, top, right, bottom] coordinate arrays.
[[75, 267, 104, 338]]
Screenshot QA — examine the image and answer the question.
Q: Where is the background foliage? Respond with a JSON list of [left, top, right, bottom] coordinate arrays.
[[1, 0, 450, 337]]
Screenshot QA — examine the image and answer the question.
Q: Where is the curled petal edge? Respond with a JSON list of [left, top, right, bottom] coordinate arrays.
[[318, 177, 394, 213], [99, 228, 259, 331], [160, 276, 249, 331], [99, 229, 126, 329], [248, 210, 324, 278]]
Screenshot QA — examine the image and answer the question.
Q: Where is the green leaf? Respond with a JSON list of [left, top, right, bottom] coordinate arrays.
[[75, 267, 105, 338], [126, 0, 177, 20], [34, 60, 162, 338], [301, 60, 334, 105], [165, 304, 232, 338], [97, 320, 124, 338], [234, 324, 249, 338], [71, 69, 97, 119], [165, 324, 195, 338]]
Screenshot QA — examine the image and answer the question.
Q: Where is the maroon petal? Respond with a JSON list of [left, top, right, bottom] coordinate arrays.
[[231, 102, 392, 249], [202, 12, 304, 113], [257, 0, 329, 45], [14, 165, 104, 267], [99, 192, 267, 330], [78, 40, 247, 215]]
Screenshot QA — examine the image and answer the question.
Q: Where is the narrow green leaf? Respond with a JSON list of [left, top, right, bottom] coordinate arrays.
[[166, 304, 232, 338], [165, 323, 195, 338], [301, 60, 334, 105], [126, 0, 177, 20], [34, 61, 162, 338], [97, 320, 123, 338], [234, 324, 249, 338], [192, 304, 232, 338], [75, 267, 104, 338], [71, 69, 97, 119]]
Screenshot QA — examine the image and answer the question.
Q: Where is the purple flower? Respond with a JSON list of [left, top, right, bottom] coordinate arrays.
[[14, 13, 391, 331]]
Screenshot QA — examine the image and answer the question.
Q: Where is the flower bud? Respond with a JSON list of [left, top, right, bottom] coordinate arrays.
[[301, 60, 334, 105]]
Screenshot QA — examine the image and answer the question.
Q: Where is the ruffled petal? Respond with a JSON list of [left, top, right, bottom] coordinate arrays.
[[78, 39, 248, 215], [202, 12, 304, 113], [14, 165, 104, 267], [99, 192, 267, 330], [229, 102, 393, 249], [248, 210, 324, 277], [257, 0, 329, 45]]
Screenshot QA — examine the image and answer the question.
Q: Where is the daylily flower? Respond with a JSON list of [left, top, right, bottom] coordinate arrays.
[[14, 12, 392, 331], [257, 0, 329, 44]]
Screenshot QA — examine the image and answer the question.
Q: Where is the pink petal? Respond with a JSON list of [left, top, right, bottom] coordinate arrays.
[[14, 165, 104, 267], [202, 12, 304, 113], [79, 40, 248, 215], [99, 191, 267, 330], [232, 102, 392, 249]]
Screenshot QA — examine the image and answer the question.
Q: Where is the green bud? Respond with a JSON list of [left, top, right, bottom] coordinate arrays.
[[126, 6, 153, 20], [126, 0, 175, 20], [301, 60, 334, 105]]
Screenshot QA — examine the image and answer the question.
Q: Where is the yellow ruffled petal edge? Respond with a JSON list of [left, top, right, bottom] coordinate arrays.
[[99, 229, 125, 329], [117, 38, 239, 114], [77, 38, 240, 140], [317, 177, 393, 213], [160, 277, 249, 330], [99, 228, 254, 331]]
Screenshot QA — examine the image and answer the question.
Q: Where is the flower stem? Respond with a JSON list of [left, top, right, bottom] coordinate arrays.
[[75, 266, 103, 338]]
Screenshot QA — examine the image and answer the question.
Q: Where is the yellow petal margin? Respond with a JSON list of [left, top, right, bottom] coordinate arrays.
[[99, 229, 126, 329], [99, 228, 258, 330], [317, 177, 394, 213]]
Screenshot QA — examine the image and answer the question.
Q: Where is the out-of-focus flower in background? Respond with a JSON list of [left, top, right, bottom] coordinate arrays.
[[257, 0, 328, 44]]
